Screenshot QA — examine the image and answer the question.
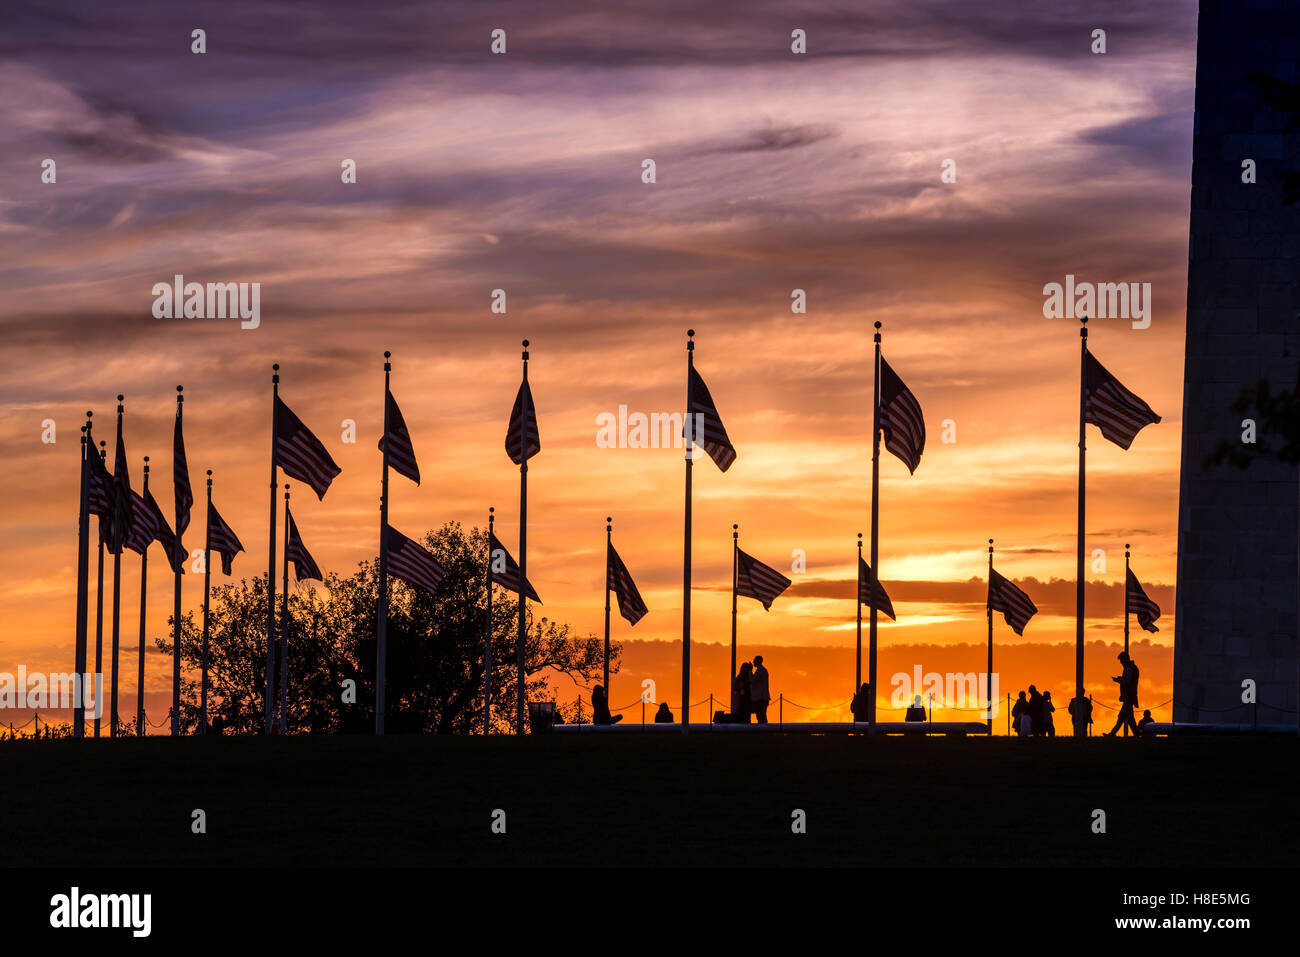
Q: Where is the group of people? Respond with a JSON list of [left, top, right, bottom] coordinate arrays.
[[1010, 686, 1057, 736], [726, 656, 772, 723], [590, 684, 675, 725], [1012, 652, 1154, 737]]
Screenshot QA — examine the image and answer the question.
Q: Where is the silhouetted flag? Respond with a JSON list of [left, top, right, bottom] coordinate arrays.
[[207, 502, 244, 576], [378, 390, 420, 485], [386, 525, 445, 596], [144, 488, 182, 573], [686, 366, 736, 472], [125, 491, 159, 555], [988, 569, 1037, 636], [274, 396, 342, 499], [607, 543, 648, 625], [174, 406, 192, 536], [285, 508, 322, 582], [488, 531, 541, 602], [87, 449, 114, 526], [505, 380, 540, 465], [110, 431, 133, 554], [736, 549, 791, 610], [1126, 567, 1161, 633], [858, 556, 896, 620], [879, 358, 925, 474], [1084, 352, 1161, 449]]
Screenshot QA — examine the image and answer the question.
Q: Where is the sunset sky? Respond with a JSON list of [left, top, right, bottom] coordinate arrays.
[[0, 1, 1198, 729]]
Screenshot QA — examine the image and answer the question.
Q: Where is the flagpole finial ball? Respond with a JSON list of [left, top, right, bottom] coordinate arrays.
[[144, 455, 149, 463], [874, 321, 881, 330], [206, 469, 212, 476], [687, 329, 695, 337], [489, 506, 494, 513], [86, 411, 92, 418], [273, 363, 280, 371], [177, 385, 183, 393], [117, 394, 124, 402], [606, 516, 612, 523], [522, 339, 529, 348], [384, 351, 391, 359]]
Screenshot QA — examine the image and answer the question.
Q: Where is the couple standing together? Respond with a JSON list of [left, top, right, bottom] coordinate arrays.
[[731, 655, 771, 724]]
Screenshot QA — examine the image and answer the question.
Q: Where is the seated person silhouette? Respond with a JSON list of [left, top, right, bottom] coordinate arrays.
[[904, 694, 926, 722], [654, 703, 673, 723], [591, 685, 623, 725], [850, 683, 871, 722], [1136, 709, 1155, 736]]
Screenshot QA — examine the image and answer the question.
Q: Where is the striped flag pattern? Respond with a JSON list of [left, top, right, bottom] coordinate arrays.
[[488, 532, 541, 602], [174, 404, 192, 537], [87, 447, 114, 526], [144, 488, 182, 573], [879, 358, 925, 474], [505, 380, 540, 465], [378, 390, 420, 485], [275, 396, 342, 499], [1084, 351, 1161, 450], [110, 431, 133, 554], [988, 568, 1037, 636], [207, 501, 244, 576], [858, 556, 896, 620], [286, 508, 323, 582], [686, 366, 736, 472], [735, 548, 791, 610], [386, 525, 445, 597], [607, 543, 648, 625], [125, 491, 160, 555], [1126, 567, 1161, 633]]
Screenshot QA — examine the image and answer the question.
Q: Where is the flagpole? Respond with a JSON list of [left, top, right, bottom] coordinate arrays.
[[1075, 317, 1088, 736], [516, 340, 530, 735], [172, 385, 184, 737], [136, 456, 150, 737], [74, 413, 92, 738], [856, 533, 863, 694], [94, 439, 106, 739], [280, 483, 291, 734], [604, 517, 613, 693], [987, 538, 994, 736], [110, 395, 125, 738], [376, 352, 392, 735], [265, 364, 280, 735], [869, 321, 882, 726], [483, 507, 494, 736], [731, 524, 739, 702], [201, 470, 213, 736], [1124, 543, 1131, 656], [682, 329, 695, 733]]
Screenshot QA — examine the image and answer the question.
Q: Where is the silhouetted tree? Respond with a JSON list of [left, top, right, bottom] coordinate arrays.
[[156, 522, 618, 734]]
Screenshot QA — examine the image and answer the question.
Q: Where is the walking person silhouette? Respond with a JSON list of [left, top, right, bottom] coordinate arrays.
[[1105, 652, 1140, 737]]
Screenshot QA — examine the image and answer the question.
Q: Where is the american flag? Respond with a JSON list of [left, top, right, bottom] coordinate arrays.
[[1126, 566, 1161, 633], [736, 548, 791, 610], [386, 525, 445, 597], [174, 403, 192, 537], [144, 488, 182, 573], [286, 507, 323, 582], [378, 390, 420, 485], [879, 357, 925, 474], [124, 490, 159, 555], [110, 430, 133, 554], [207, 501, 244, 576], [1084, 351, 1161, 450], [988, 568, 1037, 636], [488, 531, 541, 602], [858, 556, 896, 620], [505, 380, 540, 465], [686, 366, 736, 472], [87, 445, 114, 528], [275, 395, 342, 500], [607, 542, 648, 625]]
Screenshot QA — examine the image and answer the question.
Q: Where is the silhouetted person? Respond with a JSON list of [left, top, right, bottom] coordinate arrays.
[[592, 685, 622, 725], [732, 662, 753, 723], [904, 693, 926, 722], [1068, 694, 1092, 736], [1011, 691, 1028, 735], [1042, 691, 1056, 737], [1105, 652, 1140, 737], [1027, 685, 1045, 736], [851, 683, 871, 723], [1137, 709, 1155, 736], [750, 655, 771, 724], [209, 714, 226, 736], [654, 703, 673, 724]]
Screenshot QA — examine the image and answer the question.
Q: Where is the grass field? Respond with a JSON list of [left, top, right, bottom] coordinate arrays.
[[2, 734, 1296, 868]]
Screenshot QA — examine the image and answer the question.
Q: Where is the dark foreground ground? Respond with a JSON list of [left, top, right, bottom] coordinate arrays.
[[3, 734, 1296, 867]]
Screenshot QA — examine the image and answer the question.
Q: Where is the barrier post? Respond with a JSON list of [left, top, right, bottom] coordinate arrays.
[[1088, 694, 1093, 736], [779, 693, 783, 728], [709, 694, 714, 727], [1005, 693, 1010, 736]]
